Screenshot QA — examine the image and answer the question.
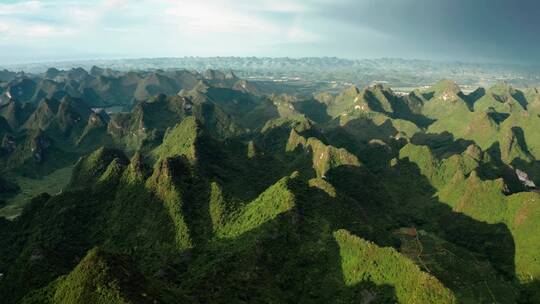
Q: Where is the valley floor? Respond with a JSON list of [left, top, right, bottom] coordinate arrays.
[[0, 166, 73, 220]]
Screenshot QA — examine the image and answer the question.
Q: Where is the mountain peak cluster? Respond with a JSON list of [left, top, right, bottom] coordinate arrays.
[[0, 66, 540, 303]]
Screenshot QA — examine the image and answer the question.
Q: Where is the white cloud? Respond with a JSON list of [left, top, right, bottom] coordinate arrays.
[[0, 0, 332, 61], [25, 24, 75, 38], [287, 26, 320, 43], [66, 6, 100, 24], [161, 1, 278, 35], [0, 21, 74, 39], [0, 0, 43, 15], [244, 0, 308, 13], [102, 0, 130, 9], [0, 0, 319, 40], [0, 1, 75, 39]]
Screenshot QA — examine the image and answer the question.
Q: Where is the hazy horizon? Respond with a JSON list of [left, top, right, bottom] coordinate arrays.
[[2, 55, 538, 68]]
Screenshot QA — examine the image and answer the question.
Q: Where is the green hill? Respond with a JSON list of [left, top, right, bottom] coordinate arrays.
[[21, 247, 160, 304], [1, 72, 540, 303]]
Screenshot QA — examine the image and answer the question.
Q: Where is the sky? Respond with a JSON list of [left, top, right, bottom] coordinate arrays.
[[0, 0, 539, 64]]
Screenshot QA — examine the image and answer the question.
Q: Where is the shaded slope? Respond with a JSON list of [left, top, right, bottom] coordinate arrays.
[[21, 247, 160, 304]]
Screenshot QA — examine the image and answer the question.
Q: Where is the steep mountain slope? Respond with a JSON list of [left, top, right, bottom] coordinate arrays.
[[21, 247, 160, 304], [474, 82, 528, 114], [0, 71, 540, 303], [419, 80, 471, 120], [0, 123, 457, 303]]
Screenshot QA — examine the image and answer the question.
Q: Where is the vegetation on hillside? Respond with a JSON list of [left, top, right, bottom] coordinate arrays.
[[1, 68, 540, 303]]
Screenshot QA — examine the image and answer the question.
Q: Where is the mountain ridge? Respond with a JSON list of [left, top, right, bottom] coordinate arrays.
[[1, 69, 540, 303]]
